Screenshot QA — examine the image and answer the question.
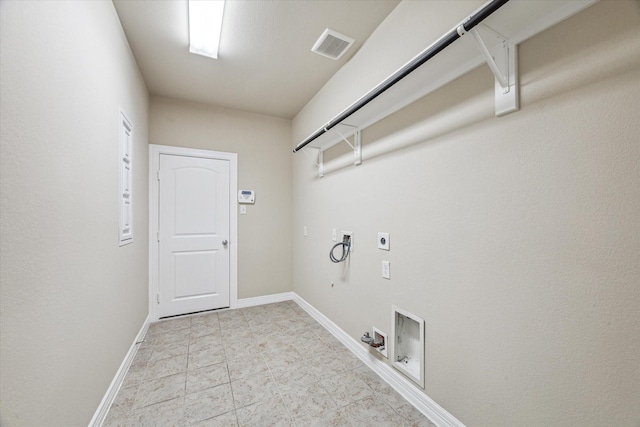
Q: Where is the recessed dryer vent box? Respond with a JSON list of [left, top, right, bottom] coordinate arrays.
[[392, 306, 425, 387]]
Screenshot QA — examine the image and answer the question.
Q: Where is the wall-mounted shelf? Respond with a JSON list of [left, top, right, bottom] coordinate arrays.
[[294, 0, 596, 176]]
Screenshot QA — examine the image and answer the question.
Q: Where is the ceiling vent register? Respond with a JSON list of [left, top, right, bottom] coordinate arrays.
[[312, 28, 355, 60]]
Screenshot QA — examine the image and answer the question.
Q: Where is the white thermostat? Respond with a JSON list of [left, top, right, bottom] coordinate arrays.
[[238, 190, 255, 204]]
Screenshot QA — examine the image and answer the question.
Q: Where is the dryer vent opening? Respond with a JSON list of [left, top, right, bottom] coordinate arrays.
[[311, 28, 355, 60]]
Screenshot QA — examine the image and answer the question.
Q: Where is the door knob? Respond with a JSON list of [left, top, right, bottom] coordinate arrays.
[[222, 240, 228, 246]]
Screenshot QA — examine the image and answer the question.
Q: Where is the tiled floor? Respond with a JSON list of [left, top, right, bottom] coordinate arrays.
[[103, 301, 435, 426]]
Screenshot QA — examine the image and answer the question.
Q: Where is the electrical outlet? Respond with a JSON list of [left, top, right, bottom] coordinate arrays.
[[382, 260, 390, 279], [378, 232, 390, 250]]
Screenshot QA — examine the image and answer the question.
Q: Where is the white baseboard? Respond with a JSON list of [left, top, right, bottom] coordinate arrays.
[[236, 291, 295, 309], [92, 293, 461, 427], [291, 293, 465, 427], [89, 315, 150, 427]]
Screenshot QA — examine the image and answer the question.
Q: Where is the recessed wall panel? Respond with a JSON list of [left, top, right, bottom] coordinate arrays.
[[173, 168, 218, 235], [173, 250, 218, 299]]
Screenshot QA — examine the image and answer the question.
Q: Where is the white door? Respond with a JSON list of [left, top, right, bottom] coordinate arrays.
[[158, 154, 230, 317]]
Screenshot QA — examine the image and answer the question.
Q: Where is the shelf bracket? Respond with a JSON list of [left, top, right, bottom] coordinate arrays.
[[353, 130, 362, 166], [302, 147, 320, 167], [330, 126, 362, 167], [335, 128, 356, 151], [318, 149, 324, 178], [469, 25, 519, 116], [302, 146, 324, 177], [311, 128, 362, 178]]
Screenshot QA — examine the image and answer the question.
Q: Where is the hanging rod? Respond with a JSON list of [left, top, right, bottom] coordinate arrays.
[[293, 0, 510, 154]]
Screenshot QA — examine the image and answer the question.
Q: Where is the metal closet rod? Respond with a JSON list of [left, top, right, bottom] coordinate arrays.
[[293, 0, 510, 154]]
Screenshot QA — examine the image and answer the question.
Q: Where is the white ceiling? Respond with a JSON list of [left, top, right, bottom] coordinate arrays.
[[112, 0, 400, 119]]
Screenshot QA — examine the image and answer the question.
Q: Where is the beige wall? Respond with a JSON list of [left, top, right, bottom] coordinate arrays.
[[292, 1, 640, 426], [0, 1, 150, 426], [293, 0, 485, 144], [149, 96, 292, 299]]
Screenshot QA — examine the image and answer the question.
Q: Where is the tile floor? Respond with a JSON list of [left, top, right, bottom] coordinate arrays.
[[103, 301, 435, 427]]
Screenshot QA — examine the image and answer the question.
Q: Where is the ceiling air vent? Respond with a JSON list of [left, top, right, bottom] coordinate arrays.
[[311, 28, 355, 60]]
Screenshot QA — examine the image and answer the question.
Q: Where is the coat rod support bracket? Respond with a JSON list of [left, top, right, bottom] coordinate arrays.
[[302, 147, 324, 178], [469, 24, 519, 116], [353, 130, 362, 166], [318, 149, 324, 178], [315, 127, 361, 178], [336, 130, 361, 167], [332, 125, 362, 166], [302, 147, 320, 168]]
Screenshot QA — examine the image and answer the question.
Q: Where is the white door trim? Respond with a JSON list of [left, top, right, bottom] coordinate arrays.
[[149, 144, 238, 321]]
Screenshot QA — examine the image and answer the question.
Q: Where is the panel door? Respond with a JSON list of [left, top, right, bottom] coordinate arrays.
[[158, 154, 230, 317]]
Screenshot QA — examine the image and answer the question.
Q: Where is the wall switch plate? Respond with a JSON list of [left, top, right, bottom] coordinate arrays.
[[240, 206, 247, 215], [332, 228, 337, 242], [378, 232, 390, 250], [382, 260, 390, 279], [304, 226, 307, 236]]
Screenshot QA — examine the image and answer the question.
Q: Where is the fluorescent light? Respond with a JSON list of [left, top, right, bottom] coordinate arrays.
[[188, 0, 225, 59]]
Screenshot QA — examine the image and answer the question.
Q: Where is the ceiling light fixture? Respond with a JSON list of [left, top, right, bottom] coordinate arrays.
[[188, 0, 225, 59]]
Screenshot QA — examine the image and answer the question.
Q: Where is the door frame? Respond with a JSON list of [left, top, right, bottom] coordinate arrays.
[[149, 144, 238, 321]]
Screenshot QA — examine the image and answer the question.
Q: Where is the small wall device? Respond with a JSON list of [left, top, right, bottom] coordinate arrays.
[[238, 190, 255, 204]]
